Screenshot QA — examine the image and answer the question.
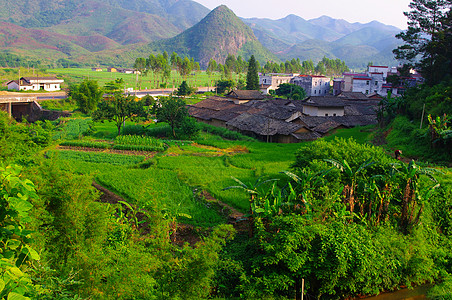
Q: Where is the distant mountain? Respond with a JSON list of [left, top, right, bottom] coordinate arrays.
[[243, 14, 402, 69], [0, 0, 403, 69], [148, 5, 278, 67], [0, 0, 209, 31]]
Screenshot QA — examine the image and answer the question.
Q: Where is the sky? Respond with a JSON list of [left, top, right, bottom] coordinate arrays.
[[194, 0, 411, 29]]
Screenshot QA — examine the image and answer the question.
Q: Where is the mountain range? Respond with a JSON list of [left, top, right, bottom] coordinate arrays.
[[0, 0, 403, 69]]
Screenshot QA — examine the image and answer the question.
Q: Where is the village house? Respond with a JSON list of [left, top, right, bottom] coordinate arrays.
[[258, 73, 295, 95], [301, 97, 345, 117], [290, 75, 331, 97], [7, 77, 64, 92], [107, 67, 118, 72], [91, 67, 103, 72], [226, 90, 264, 104], [117, 68, 140, 74]]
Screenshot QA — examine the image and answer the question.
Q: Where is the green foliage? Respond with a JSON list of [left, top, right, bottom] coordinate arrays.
[[60, 140, 111, 149], [93, 93, 147, 135], [275, 83, 307, 100], [246, 55, 259, 90], [115, 134, 165, 149], [53, 118, 93, 140], [0, 112, 53, 165], [0, 165, 42, 299], [154, 97, 199, 138], [48, 150, 145, 165], [393, 0, 451, 85], [402, 79, 452, 120], [386, 116, 450, 162], [198, 122, 256, 141], [176, 80, 195, 96], [215, 79, 235, 94], [69, 79, 103, 114]]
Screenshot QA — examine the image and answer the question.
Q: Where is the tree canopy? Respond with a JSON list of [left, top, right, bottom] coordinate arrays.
[[246, 55, 259, 90], [275, 83, 307, 100], [69, 79, 103, 114], [153, 97, 198, 138], [393, 0, 452, 85], [93, 93, 147, 135]]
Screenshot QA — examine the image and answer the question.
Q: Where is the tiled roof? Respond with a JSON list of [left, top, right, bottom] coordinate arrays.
[[303, 97, 345, 107], [337, 92, 369, 100], [312, 120, 343, 134], [291, 131, 322, 141], [227, 113, 301, 136], [227, 90, 264, 100]]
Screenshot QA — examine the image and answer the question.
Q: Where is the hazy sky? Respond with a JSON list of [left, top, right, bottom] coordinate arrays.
[[195, 0, 411, 29]]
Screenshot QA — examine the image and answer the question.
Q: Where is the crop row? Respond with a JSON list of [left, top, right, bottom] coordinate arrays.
[[50, 150, 146, 165], [112, 144, 165, 152], [115, 135, 165, 147], [60, 141, 111, 149]]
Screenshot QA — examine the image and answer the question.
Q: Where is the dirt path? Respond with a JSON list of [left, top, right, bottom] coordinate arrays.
[[92, 182, 248, 245]]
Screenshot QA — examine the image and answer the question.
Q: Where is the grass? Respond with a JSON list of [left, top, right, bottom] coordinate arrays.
[[322, 125, 375, 144]]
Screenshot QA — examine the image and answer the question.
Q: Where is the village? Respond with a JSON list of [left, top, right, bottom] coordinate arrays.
[[1, 64, 424, 144]]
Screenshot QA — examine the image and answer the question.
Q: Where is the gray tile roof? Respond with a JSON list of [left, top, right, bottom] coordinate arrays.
[[303, 97, 345, 107], [227, 113, 301, 136], [227, 90, 265, 100]]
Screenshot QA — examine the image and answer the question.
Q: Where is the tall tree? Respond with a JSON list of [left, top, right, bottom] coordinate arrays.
[[393, 0, 452, 84], [246, 55, 259, 90]]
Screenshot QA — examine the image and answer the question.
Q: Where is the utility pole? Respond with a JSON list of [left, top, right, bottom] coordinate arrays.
[[420, 103, 426, 129]]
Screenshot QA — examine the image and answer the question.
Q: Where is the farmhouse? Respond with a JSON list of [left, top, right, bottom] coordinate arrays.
[[107, 67, 118, 72], [226, 90, 265, 104], [91, 67, 103, 72], [7, 77, 64, 92], [301, 97, 345, 117]]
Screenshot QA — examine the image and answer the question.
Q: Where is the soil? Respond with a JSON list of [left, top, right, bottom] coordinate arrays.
[[92, 182, 249, 246]]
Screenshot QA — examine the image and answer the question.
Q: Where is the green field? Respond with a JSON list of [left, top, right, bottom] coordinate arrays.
[[47, 68, 241, 90], [53, 119, 376, 227]]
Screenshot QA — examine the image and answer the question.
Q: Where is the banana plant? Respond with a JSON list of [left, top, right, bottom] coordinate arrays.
[[223, 176, 278, 237], [391, 160, 441, 233], [324, 158, 375, 218]]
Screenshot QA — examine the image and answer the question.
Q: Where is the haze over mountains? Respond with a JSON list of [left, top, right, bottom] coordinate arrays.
[[0, 0, 402, 69]]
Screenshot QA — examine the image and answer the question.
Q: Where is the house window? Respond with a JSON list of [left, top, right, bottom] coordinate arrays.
[[325, 113, 328, 116], [333, 113, 337, 116], [366, 90, 369, 94], [366, 81, 370, 85], [375, 81, 378, 86], [314, 90, 316, 94]]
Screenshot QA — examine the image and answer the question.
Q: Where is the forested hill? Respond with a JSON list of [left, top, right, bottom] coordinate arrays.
[[148, 5, 278, 67]]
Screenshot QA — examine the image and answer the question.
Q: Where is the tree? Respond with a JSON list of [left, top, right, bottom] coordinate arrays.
[[393, 0, 452, 84], [176, 81, 195, 97], [134, 57, 147, 89], [216, 79, 235, 94], [93, 93, 147, 135], [104, 78, 124, 93], [154, 97, 197, 138], [246, 55, 259, 90], [275, 83, 307, 100], [70, 79, 103, 114]]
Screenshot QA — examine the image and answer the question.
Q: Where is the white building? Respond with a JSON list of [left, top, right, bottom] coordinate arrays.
[[7, 77, 64, 92], [302, 97, 345, 117], [291, 75, 330, 97], [259, 73, 295, 94]]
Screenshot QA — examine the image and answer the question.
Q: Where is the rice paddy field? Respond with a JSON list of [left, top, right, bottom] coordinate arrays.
[[52, 118, 375, 227]]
